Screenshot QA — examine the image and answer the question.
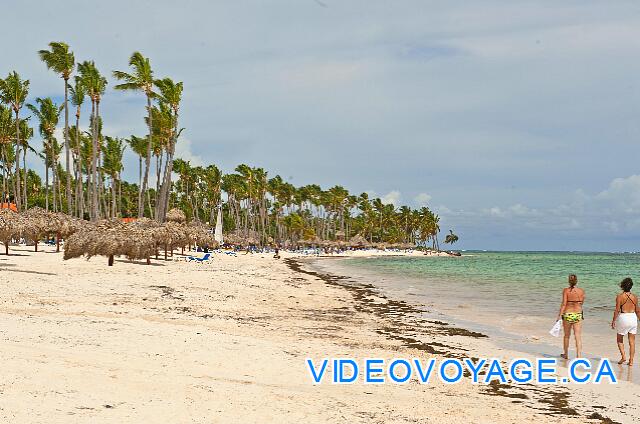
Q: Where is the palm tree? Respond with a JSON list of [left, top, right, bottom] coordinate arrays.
[[77, 61, 107, 221], [126, 135, 147, 198], [444, 229, 459, 246], [69, 78, 85, 217], [113, 52, 155, 219], [154, 77, 183, 222], [27, 98, 62, 212], [38, 42, 75, 213], [0, 72, 29, 210], [17, 119, 34, 208], [102, 136, 125, 217], [0, 104, 15, 201]]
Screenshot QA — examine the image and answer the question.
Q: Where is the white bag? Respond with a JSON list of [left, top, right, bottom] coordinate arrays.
[[549, 319, 562, 337]]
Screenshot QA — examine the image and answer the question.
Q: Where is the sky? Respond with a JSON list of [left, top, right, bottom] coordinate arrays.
[[3, 0, 640, 251]]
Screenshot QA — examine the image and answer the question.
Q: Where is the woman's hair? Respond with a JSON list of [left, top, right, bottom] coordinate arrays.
[[568, 274, 578, 287], [621, 277, 633, 292]]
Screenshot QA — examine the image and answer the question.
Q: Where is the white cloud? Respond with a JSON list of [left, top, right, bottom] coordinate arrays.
[[413, 192, 432, 206], [381, 190, 401, 206], [174, 137, 204, 167]]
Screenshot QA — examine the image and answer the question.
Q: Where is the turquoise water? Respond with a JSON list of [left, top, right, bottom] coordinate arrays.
[[344, 251, 639, 313], [321, 251, 640, 359]]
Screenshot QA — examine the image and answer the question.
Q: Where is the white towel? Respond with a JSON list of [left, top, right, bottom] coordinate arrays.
[[549, 319, 562, 337]]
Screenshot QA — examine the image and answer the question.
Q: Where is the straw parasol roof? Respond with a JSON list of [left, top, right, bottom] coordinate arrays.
[[187, 220, 217, 248], [153, 221, 196, 258], [347, 234, 370, 248], [63, 219, 155, 266], [300, 236, 323, 246], [223, 229, 259, 247], [22, 207, 59, 251], [0, 209, 24, 255], [52, 212, 86, 237], [166, 208, 186, 224]]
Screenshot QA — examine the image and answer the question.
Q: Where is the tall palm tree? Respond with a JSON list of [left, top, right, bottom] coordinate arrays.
[[27, 98, 62, 212], [444, 229, 459, 246], [77, 61, 107, 221], [126, 135, 147, 196], [69, 79, 86, 217], [18, 119, 34, 208], [102, 136, 125, 217], [113, 52, 155, 219], [0, 104, 15, 201], [38, 42, 75, 213], [154, 77, 183, 222], [0, 72, 29, 210]]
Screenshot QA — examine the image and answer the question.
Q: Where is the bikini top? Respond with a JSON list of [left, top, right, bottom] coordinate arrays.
[[566, 288, 584, 304], [620, 293, 637, 313]]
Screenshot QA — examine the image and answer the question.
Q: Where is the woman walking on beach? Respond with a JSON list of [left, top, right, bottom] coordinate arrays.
[[612, 278, 638, 366], [557, 274, 585, 359]]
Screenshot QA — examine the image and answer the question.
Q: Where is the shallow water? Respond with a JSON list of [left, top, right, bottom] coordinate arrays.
[[315, 251, 640, 367]]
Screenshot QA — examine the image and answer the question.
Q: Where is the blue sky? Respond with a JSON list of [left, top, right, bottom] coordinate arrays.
[[4, 1, 640, 251]]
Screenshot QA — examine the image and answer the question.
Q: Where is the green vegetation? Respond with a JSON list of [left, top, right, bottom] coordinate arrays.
[[0, 42, 455, 248]]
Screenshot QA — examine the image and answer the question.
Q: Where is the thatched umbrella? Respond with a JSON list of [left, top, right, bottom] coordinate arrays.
[[50, 212, 87, 252], [347, 234, 370, 248], [154, 221, 191, 259], [128, 217, 165, 259], [64, 219, 155, 266], [187, 220, 216, 250], [306, 236, 323, 246], [0, 209, 24, 255], [166, 208, 186, 224], [22, 207, 59, 252]]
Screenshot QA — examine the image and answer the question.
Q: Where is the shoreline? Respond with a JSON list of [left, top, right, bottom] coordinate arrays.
[[291, 256, 640, 423]]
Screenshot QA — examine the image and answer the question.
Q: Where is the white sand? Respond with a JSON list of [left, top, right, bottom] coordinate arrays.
[[0, 245, 635, 423]]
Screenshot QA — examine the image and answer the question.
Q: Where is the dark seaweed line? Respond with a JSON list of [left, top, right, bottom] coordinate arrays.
[[285, 258, 620, 424]]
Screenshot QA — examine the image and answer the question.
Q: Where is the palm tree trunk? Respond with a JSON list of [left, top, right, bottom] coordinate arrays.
[[22, 146, 27, 209], [158, 112, 179, 222], [74, 130, 82, 217], [14, 111, 21, 211], [1, 147, 6, 203], [138, 94, 153, 219], [45, 154, 49, 212], [52, 159, 57, 212], [64, 78, 72, 213], [91, 100, 100, 221], [111, 176, 116, 218]]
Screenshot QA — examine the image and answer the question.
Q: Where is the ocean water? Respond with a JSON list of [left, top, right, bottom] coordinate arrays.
[[315, 251, 640, 362]]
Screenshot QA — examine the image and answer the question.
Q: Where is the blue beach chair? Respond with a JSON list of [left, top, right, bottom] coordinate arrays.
[[187, 253, 211, 262]]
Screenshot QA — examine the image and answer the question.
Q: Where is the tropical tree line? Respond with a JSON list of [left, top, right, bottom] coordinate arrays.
[[170, 161, 449, 248], [0, 43, 181, 223], [0, 41, 458, 248]]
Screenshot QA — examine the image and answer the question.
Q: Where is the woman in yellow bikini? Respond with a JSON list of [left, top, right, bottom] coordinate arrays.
[[556, 274, 585, 359]]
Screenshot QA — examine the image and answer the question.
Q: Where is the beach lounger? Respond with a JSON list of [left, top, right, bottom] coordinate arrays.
[[187, 253, 211, 262]]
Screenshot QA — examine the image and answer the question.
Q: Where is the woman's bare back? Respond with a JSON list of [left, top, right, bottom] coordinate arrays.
[[564, 287, 585, 313], [617, 292, 638, 313]]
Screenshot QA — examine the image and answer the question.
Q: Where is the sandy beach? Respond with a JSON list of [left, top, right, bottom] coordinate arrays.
[[1, 247, 638, 423]]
